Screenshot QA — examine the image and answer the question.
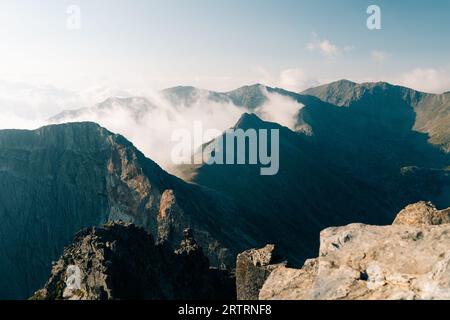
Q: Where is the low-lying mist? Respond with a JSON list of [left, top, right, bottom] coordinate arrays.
[[0, 85, 304, 172]]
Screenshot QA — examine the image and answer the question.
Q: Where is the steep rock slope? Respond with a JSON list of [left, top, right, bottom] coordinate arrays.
[[0, 122, 251, 299], [32, 222, 235, 300]]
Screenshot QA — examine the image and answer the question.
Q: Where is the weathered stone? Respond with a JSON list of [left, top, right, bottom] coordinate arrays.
[[259, 259, 318, 300], [258, 203, 450, 300], [393, 201, 450, 226], [236, 245, 285, 300]]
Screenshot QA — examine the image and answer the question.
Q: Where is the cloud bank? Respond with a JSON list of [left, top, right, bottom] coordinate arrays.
[[47, 87, 304, 171], [306, 33, 353, 57], [395, 67, 450, 94]]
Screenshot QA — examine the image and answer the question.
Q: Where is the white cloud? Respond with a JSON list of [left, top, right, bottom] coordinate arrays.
[[0, 112, 44, 130], [0, 80, 79, 123], [395, 67, 450, 94], [50, 91, 244, 170], [279, 68, 320, 92], [0, 79, 138, 128], [306, 34, 352, 57], [371, 50, 389, 64], [43, 86, 305, 171], [256, 88, 304, 129]]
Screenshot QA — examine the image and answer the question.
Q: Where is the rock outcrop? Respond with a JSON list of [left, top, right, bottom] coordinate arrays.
[[31, 222, 235, 300], [393, 201, 450, 226], [236, 245, 285, 300], [252, 202, 450, 300]]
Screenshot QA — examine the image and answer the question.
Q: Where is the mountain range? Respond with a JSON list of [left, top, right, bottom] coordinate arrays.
[[0, 80, 449, 299]]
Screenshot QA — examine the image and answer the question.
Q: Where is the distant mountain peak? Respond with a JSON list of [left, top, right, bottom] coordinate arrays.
[[233, 112, 265, 129], [233, 83, 266, 91], [161, 85, 199, 94], [302, 80, 405, 107], [328, 79, 357, 86], [231, 112, 286, 132], [160, 85, 230, 107], [98, 96, 152, 106], [225, 84, 269, 110]]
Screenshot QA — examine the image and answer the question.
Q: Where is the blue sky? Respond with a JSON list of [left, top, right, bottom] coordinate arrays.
[[0, 0, 449, 93]]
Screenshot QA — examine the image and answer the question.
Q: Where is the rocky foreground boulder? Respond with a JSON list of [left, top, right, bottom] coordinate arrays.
[[393, 201, 450, 226], [31, 222, 235, 300], [240, 202, 450, 300]]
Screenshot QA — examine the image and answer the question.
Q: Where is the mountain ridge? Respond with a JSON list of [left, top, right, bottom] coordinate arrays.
[[2, 79, 450, 299], [48, 81, 450, 154]]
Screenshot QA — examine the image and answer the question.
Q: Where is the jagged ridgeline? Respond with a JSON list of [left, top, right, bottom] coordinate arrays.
[[1, 80, 449, 299], [31, 223, 235, 300]]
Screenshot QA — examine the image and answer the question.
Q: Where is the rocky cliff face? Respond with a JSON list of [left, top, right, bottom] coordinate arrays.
[[0, 122, 251, 299], [32, 222, 235, 300], [238, 202, 450, 300]]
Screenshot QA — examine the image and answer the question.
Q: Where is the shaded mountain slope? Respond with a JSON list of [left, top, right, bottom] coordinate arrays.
[[303, 80, 450, 152], [177, 113, 396, 266], [177, 107, 450, 267], [299, 81, 450, 207]]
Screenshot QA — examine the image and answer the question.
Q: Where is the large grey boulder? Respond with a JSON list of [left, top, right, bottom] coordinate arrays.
[[258, 202, 450, 300]]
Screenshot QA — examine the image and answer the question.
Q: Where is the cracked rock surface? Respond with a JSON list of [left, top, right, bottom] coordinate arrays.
[[256, 202, 450, 300]]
